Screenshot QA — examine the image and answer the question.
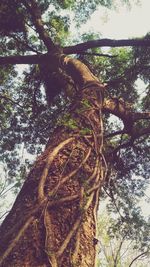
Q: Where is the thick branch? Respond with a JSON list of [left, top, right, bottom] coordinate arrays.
[[0, 54, 101, 90], [103, 98, 150, 123], [0, 53, 59, 66], [103, 98, 150, 149], [21, 0, 56, 51], [0, 35, 150, 66], [64, 38, 150, 54], [0, 54, 43, 65], [0, 36, 150, 66]]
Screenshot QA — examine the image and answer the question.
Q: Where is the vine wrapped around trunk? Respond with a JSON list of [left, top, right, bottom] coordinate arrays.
[[0, 57, 107, 267]]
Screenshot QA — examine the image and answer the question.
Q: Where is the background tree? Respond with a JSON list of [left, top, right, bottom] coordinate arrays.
[[0, 0, 150, 266], [96, 208, 150, 266]]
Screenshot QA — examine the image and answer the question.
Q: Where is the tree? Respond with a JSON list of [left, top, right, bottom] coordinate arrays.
[[0, 0, 150, 266], [97, 212, 150, 267]]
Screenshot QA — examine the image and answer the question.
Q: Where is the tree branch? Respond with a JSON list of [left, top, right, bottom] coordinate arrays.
[[105, 130, 126, 138], [64, 38, 150, 54], [21, 0, 56, 51], [103, 98, 150, 124], [103, 97, 150, 153], [76, 51, 117, 58], [114, 234, 127, 267], [133, 125, 150, 139], [8, 33, 39, 54], [112, 125, 150, 154], [0, 54, 43, 65], [0, 36, 150, 66], [129, 251, 148, 267], [0, 94, 23, 108]]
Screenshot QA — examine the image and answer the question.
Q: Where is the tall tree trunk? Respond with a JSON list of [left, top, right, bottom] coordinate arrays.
[[0, 57, 106, 267]]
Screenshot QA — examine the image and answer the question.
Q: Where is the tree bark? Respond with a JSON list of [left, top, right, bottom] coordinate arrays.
[[0, 57, 106, 266]]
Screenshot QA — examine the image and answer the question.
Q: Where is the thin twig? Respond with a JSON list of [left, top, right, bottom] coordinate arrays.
[[128, 251, 148, 267]]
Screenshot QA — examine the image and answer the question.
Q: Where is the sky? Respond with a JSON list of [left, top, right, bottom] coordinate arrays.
[[80, 0, 150, 39], [0, 0, 150, 220]]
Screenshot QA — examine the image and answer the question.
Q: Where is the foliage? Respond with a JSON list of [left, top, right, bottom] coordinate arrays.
[[97, 212, 150, 266], [0, 1, 149, 257], [0, 0, 25, 36]]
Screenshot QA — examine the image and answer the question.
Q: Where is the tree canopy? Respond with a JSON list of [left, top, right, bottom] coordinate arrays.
[[0, 0, 150, 265]]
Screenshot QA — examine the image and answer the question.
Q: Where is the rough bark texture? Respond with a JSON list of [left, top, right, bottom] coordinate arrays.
[[0, 57, 106, 267]]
